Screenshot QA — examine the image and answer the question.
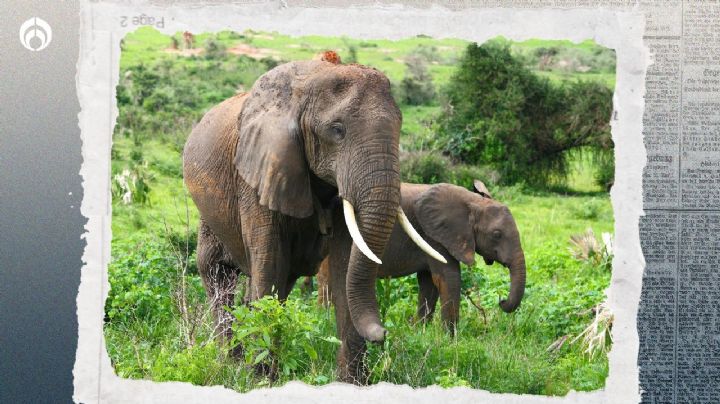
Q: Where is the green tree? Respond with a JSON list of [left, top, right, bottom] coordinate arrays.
[[436, 41, 613, 187]]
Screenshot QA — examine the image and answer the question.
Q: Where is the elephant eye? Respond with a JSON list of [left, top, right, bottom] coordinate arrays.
[[329, 122, 346, 140], [492, 230, 502, 240]]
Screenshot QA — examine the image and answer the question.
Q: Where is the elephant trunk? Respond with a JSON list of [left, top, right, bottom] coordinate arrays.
[[341, 143, 400, 343], [499, 252, 526, 313]]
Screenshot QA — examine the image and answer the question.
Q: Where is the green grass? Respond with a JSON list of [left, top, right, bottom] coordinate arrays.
[[107, 134, 614, 394], [106, 27, 615, 395]]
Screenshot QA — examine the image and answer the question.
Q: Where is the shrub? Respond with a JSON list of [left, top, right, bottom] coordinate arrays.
[[436, 41, 614, 187], [142, 85, 175, 112], [342, 39, 358, 63], [449, 164, 500, 191], [111, 164, 153, 206], [230, 296, 338, 378], [105, 237, 176, 323], [358, 41, 378, 48], [204, 37, 227, 59], [435, 369, 472, 388], [151, 343, 223, 385], [593, 149, 615, 191], [400, 151, 500, 190], [398, 55, 436, 106], [570, 302, 613, 359], [409, 44, 442, 64], [400, 151, 451, 184], [574, 198, 603, 220]]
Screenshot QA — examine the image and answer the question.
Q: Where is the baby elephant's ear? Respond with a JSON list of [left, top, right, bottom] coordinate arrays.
[[234, 62, 315, 218], [415, 184, 476, 266], [473, 179, 492, 199]]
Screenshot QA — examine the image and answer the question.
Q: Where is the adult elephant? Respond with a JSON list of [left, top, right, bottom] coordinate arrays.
[[322, 181, 526, 340], [182, 60, 443, 380]]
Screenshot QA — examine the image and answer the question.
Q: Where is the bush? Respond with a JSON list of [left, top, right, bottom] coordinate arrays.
[[435, 369, 472, 388], [436, 41, 614, 187], [449, 164, 500, 191], [409, 44, 442, 64], [204, 37, 227, 59], [230, 296, 339, 378], [111, 164, 153, 206], [151, 343, 223, 385], [400, 151, 499, 190], [342, 38, 358, 64], [398, 55, 436, 106], [105, 237, 176, 323], [594, 149, 615, 191], [574, 198, 603, 220], [400, 151, 451, 184]]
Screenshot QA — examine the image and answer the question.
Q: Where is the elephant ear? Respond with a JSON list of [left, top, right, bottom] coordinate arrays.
[[415, 184, 476, 266], [473, 179, 492, 199], [234, 62, 319, 218]]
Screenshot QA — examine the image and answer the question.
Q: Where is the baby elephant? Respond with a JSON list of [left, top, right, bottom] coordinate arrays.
[[318, 180, 526, 331]]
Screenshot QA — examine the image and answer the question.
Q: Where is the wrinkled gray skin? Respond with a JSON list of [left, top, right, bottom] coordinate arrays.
[[323, 181, 526, 379], [183, 60, 402, 382]]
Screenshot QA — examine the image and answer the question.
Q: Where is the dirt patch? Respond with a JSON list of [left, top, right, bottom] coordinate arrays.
[[163, 48, 203, 56], [227, 43, 279, 60], [162, 43, 280, 60]]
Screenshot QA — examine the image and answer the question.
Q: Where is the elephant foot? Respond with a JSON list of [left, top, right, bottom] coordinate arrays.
[[337, 342, 369, 385], [338, 365, 369, 385]]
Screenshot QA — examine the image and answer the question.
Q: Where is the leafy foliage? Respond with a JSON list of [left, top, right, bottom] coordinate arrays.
[[398, 54, 436, 106], [105, 237, 178, 323], [399, 151, 499, 190], [435, 41, 614, 187], [204, 36, 227, 59], [230, 295, 339, 379], [111, 164, 153, 205]]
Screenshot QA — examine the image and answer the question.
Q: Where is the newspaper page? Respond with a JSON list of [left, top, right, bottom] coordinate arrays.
[[638, 1, 720, 403]]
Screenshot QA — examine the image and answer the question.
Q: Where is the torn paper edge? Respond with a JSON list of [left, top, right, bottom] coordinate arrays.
[[74, 2, 649, 403]]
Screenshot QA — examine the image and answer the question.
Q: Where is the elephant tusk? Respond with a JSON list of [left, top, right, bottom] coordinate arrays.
[[397, 207, 448, 264], [343, 199, 382, 264]]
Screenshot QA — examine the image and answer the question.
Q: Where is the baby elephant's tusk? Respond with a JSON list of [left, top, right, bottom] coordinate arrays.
[[397, 207, 448, 264], [342, 199, 382, 264]]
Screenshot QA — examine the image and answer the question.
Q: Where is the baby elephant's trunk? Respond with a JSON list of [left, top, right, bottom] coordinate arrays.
[[499, 252, 526, 313]]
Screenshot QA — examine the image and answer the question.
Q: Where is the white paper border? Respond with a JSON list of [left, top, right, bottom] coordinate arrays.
[[74, 2, 649, 402]]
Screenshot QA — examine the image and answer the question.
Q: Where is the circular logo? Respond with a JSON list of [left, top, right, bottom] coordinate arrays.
[[19, 17, 52, 52]]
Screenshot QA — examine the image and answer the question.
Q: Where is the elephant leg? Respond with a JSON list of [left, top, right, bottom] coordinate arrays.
[[196, 219, 240, 351], [244, 211, 290, 302], [316, 258, 331, 307], [329, 239, 368, 384], [429, 261, 461, 334], [280, 273, 301, 300], [298, 276, 314, 295], [415, 270, 439, 323], [241, 213, 293, 380]]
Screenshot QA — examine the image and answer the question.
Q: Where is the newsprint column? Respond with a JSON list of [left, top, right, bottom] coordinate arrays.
[[639, 1, 720, 402]]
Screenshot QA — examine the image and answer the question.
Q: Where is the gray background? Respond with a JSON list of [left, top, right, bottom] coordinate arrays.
[[0, 1, 84, 402]]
